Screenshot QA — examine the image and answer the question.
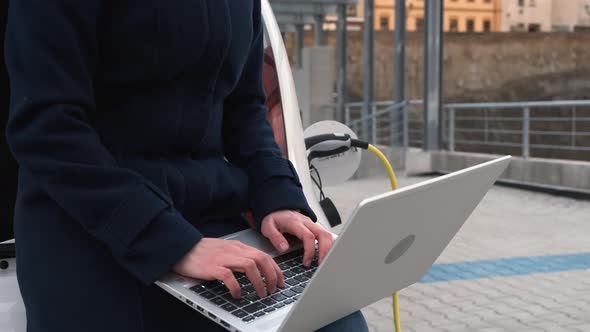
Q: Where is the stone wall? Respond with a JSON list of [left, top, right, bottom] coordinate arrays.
[[284, 31, 590, 102]]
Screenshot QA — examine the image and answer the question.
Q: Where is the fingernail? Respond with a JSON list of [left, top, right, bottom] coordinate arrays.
[[305, 259, 311, 267], [280, 242, 289, 252]]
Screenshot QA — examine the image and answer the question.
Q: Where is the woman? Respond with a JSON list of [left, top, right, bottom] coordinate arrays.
[[4, 0, 369, 331]]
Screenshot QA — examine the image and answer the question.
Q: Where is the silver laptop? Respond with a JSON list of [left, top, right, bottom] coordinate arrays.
[[156, 156, 511, 332]]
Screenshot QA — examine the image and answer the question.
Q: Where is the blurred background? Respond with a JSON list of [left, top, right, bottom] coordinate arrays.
[[268, 0, 590, 331], [272, 0, 590, 166]]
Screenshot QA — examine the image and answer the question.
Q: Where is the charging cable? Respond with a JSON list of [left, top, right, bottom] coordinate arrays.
[[366, 144, 401, 332], [305, 134, 402, 332]]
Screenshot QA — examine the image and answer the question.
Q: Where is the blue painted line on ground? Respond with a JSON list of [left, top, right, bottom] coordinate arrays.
[[419, 252, 590, 283]]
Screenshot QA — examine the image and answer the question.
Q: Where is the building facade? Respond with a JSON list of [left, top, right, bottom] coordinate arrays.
[[501, 0, 590, 32], [551, 0, 590, 31], [501, 0, 552, 31], [349, 0, 590, 33], [352, 0, 503, 32]]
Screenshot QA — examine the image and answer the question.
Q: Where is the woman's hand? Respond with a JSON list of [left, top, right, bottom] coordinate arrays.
[[261, 210, 334, 268], [173, 238, 285, 299]]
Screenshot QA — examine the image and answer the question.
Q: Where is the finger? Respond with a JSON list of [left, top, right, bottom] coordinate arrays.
[[273, 257, 285, 289], [261, 219, 290, 253], [232, 257, 267, 298], [305, 221, 334, 265], [214, 268, 241, 299], [245, 249, 279, 295], [283, 221, 316, 267]]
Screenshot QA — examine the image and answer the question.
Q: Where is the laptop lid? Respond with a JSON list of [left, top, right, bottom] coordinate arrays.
[[277, 156, 511, 332]]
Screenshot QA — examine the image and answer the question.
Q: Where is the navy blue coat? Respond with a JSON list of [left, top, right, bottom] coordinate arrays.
[[4, 0, 316, 330]]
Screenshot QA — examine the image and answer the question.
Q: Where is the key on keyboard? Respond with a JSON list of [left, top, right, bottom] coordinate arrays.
[[191, 248, 319, 324]]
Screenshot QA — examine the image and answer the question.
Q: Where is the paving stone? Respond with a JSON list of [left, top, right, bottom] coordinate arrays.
[[331, 176, 590, 331], [570, 324, 590, 332]]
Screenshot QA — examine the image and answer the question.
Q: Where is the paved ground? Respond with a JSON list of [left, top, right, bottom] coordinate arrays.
[[325, 175, 590, 332]]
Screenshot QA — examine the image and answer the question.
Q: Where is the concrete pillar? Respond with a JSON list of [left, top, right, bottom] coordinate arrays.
[[423, 0, 443, 151], [336, 4, 348, 124], [314, 14, 325, 46], [293, 47, 337, 128], [363, 0, 375, 143], [294, 24, 304, 68]]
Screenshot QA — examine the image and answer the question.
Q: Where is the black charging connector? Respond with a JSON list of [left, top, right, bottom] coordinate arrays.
[[319, 198, 342, 227], [305, 134, 371, 228]]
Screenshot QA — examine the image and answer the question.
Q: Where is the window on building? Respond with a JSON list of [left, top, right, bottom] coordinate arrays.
[[483, 20, 492, 32], [416, 18, 424, 31], [529, 0, 536, 7], [466, 19, 475, 32], [484, 0, 492, 3], [380, 15, 390, 30], [347, 5, 357, 17], [518, 0, 525, 6], [449, 18, 459, 32], [528, 23, 541, 32], [552, 25, 570, 32]]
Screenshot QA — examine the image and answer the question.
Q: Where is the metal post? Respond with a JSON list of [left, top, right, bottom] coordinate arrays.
[[423, 0, 443, 151], [314, 14, 325, 46], [522, 107, 530, 158], [572, 106, 577, 147], [345, 104, 351, 124], [336, 4, 348, 124], [392, 0, 406, 149], [372, 104, 378, 144], [484, 109, 489, 143], [449, 108, 455, 152], [294, 24, 304, 69], [363, 0, 375, 143], [403, 103, 409, 150]]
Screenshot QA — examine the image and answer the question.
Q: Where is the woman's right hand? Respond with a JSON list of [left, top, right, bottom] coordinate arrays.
[[173, 238, 285, 299]]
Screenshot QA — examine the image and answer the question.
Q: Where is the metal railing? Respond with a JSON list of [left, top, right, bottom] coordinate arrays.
[[342, 100, 590, 161], [345, 100, 421, 148]]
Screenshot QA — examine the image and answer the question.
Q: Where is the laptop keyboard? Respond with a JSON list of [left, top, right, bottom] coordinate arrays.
[[188, 248, 318, 323]]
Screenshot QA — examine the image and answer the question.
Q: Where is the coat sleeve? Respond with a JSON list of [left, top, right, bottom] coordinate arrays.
[[4, 0, 201, 285], [222, 0, 317, 228]]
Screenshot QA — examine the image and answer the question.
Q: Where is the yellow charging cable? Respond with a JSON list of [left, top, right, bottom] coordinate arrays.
[[367, 144, 402, 332], [367, 144, 398, 190]]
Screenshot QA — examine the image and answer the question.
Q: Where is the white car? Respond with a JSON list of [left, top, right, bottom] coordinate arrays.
[[0, 1, 329, 331], [0, 241, 22, 332]]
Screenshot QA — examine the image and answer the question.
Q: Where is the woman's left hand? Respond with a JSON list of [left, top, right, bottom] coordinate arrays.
[[261, 210, 334, 267]]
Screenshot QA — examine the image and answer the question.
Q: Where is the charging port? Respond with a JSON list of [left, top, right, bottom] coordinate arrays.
[[208, 313, 217, 320], [185, 299, 193, 306], [220, 320, 230, 328], [196, 306, 204, 313]]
